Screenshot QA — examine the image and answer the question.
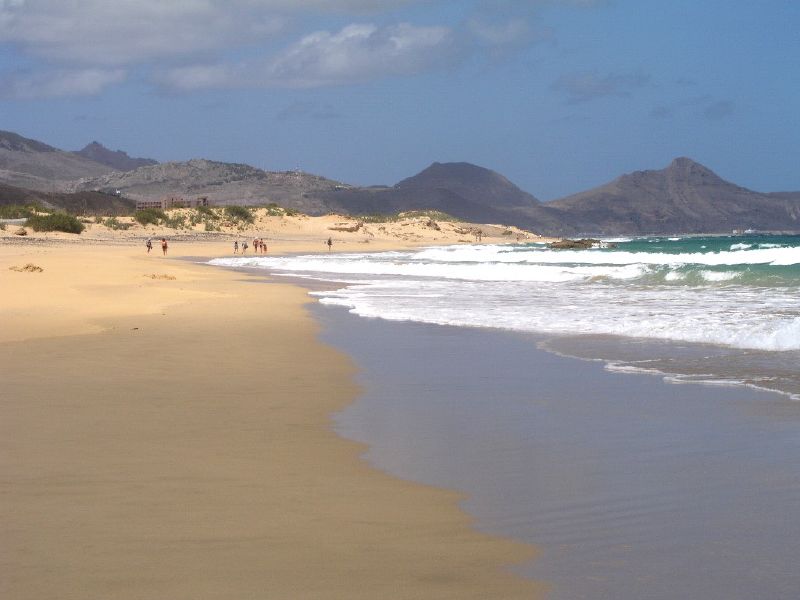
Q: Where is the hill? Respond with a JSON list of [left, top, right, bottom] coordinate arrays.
[[309, 162, 547, 224], [543, 158, 800, 234], [0, 130, 114, 191], [73, 142, 158, 171], [3, 130, 799, 234], [0, 182, 135, 215], [73, 159, 351, 213]]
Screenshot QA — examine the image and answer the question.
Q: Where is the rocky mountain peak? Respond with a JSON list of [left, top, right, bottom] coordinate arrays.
[[0, 130, 58, 153], [395, 161, 539, 208], [74, 141, 158, 172], [664, 156, 723, 184]]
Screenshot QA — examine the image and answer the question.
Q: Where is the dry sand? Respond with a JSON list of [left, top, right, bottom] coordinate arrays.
[[0, 225, 547, 599]]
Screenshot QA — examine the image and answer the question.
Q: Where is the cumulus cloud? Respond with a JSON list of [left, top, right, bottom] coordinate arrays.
[[0, 0, 611, 96], [552, 70, 649, 103], [0, 67, 126, 99], [0, 0, 289, 65], [160, 22, 459, 91], [267, 22, 458, 87]]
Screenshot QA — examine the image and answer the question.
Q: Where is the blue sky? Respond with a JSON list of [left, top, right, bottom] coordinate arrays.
[[1, 0, 798, 200]]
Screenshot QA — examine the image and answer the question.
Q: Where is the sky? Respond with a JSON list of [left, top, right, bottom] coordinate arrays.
[[1, 0, 798, 200]]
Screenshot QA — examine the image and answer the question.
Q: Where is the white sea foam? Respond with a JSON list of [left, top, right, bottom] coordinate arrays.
[[413, 244, 800, 267], [699, 270, 738, 282], [208, 241, 800, 352]]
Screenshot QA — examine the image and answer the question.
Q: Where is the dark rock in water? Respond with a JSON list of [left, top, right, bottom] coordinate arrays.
[[549, 238, 601, 249]]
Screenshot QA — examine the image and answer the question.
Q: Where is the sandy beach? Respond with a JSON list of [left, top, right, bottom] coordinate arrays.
[[0, 220, 547, 599]]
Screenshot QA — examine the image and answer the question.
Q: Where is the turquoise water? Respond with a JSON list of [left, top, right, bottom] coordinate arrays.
[[211, 233, 800, 399], [591, 234, 800, 287]]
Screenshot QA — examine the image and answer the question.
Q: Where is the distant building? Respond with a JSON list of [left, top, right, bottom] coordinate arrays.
[[135, 196, 210, 210]]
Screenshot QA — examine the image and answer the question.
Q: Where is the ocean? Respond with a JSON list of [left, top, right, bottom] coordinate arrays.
[[209, 234, 800, 598], [210, 234, 800, 400]]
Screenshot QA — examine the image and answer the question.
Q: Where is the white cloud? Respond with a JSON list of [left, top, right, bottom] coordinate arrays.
[[161, 22, 459, 91], [0, 0, 610, 96], [0, 67, 126, 98], [0, 0, 289, 65], [267, 22, 457, 87]]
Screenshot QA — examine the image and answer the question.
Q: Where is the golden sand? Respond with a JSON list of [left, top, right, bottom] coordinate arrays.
[[0, 231, 546, 599]]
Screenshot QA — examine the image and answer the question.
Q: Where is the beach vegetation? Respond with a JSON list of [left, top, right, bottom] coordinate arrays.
[[260, 202, 298, 217], [195, 204, 217, 218], [0, 204, 40, 219], [164, 212, 187, 229], [353, 210, 461, 223], [224, 205, 254, 224], [134, 208, 166, 226], [104, 216, 132, 230], [0, 222, 5, 230], [352, 213, 400, 223], [400, 210, 461, 221], [25, 212, 85, 234], [203, 220, 220, 232]]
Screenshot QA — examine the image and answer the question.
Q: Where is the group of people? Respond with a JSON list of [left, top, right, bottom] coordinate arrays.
[[145, 235, 336, 257], [233, 238, 268, 254], [146, 238, 168, 255]]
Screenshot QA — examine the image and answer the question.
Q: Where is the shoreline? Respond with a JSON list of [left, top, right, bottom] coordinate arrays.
[[316, 304, 800, 600], [0, 236, 546, 599]]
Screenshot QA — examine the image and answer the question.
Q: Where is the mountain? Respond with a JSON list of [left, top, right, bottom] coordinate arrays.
[[73, 141, 158, 172], [3, 129, 799, 234], [309, 162, 545, 223], [543, 157, 800, 234], [395, 162, 539, 208], [0, 181, 135, 215], [72, 159, 350, 213], [0, 130, 114, 191]]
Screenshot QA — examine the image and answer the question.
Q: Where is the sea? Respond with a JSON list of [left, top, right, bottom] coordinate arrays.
[[210, 234, 800, 401], [209, 234, 800, 599]]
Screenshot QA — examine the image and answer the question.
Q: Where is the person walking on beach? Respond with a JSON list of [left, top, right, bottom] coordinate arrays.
[[261, 238, 267, 253], [326, 237, 333, 251], [234, 241, 239, 254], [146, 238, 152, 253], [161, 238, 168, 256], [242, 241, 248, 254]]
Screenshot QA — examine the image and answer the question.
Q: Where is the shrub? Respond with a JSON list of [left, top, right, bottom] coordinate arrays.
[[196, 204, 216, 217], [224, 205, 254, 223], [104, 217, 132, 230], [0, 204, 37, 219], [25, 213, 84, 234], [164, 213, 187, 229], [134, 208, 166, 226]]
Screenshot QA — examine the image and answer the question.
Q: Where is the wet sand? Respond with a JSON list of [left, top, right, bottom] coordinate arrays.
[[318, 305, 800, 600], [0, 240, 544, 599]]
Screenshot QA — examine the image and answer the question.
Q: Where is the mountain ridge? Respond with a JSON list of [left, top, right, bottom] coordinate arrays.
[[544, 157, 800, 234], [73, 141, 158, 172], [0, 130, 114, 190], [1, 129, 799, 234]]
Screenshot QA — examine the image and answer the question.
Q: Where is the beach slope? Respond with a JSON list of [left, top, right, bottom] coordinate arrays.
[[0, 240, 543, 599]]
